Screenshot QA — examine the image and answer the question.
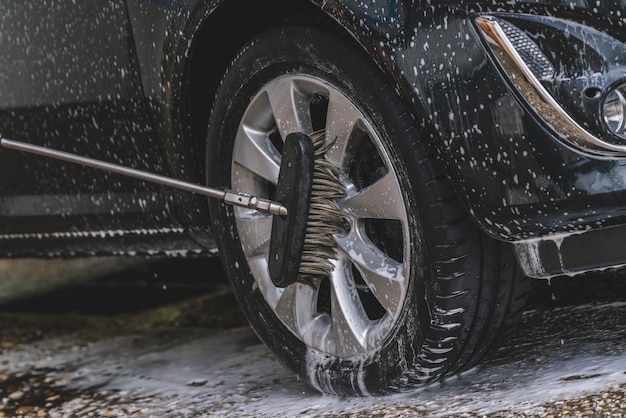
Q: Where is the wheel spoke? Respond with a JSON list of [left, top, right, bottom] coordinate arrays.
[[339, 172, 407, 221], [323, 90, 364, 168], [294, 283, 321, 336], [265, 78, 312, 140], [273, 284, 299, 331], [335, 230, 406, 316], [274, 282, 318, 337], [232, 126, 281, 184], [300, 313, 335, 354], [247, 253, 281, 309], [232, 209, 272, 257], [330, 263, 370, 354]]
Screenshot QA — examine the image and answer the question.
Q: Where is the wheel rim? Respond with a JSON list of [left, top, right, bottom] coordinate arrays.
[[231, 75, 410, 357]]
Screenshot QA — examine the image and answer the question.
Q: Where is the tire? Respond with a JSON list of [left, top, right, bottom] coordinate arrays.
[[206, 25, 527, 396]]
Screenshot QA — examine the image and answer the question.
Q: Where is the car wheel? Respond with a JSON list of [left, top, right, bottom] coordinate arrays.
[[206, 25, 527, 396]]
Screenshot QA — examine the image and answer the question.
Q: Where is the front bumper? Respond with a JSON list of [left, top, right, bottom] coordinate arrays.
[[515, 222, 626, 278], [404, 4, 626, 241], [334, 1, 626, 277]]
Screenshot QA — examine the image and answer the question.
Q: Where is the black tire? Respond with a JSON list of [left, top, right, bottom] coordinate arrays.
[[206, 25, 527, 396]]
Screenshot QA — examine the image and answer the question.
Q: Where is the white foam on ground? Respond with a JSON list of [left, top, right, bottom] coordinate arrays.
[[1, 302, 624, 417]]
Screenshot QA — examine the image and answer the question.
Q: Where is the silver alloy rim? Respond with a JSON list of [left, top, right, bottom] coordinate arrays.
[[231, 75, 410, 357]]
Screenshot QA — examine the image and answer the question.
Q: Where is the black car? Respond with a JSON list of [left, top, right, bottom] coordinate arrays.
[[1, 0, 625, 396]]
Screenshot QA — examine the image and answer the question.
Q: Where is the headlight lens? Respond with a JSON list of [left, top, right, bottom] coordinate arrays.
[[603, 86, 626, 138]]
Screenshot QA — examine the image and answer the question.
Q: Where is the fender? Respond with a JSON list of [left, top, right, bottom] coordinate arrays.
[[127, 0, 626, 244]]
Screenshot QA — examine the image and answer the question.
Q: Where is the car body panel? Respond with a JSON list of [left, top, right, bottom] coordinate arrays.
[[0, 0, 174, 242], [315, 1, 626, 241], [1, 0, 626, 276], [127, 0, 626, 241]]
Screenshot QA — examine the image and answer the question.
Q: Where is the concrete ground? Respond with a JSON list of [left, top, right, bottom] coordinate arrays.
[[0, 256, 624, 417]]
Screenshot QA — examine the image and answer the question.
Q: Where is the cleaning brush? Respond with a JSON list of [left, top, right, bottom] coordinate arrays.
[[268, 130, 346, 288], [297, 130, 346, 285]]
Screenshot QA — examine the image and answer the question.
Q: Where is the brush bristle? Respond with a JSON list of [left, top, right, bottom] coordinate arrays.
[[297, 130, 346, 284]]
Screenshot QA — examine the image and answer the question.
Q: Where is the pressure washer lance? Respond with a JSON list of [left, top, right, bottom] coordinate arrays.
[[0, 136, 287, 216], [0, 131, 346, 288]]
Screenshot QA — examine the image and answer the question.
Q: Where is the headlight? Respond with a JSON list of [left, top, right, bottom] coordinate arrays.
[[603, 85, 626, 138], [475, 14, 626, 156]]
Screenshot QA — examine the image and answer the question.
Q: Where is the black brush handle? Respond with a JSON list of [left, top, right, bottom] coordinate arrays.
[[268, 132, 315, 288]]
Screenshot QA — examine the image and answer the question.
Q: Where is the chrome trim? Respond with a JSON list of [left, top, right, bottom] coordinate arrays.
[[476, 16, 626, 156]]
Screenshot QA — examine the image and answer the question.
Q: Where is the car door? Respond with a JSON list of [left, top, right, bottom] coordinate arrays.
[[0, 0, 172, 236]]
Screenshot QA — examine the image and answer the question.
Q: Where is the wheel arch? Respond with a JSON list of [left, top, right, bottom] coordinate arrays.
[[173, 0, 354, 228], [174, 0, 466, 239], [183, 1, 312, 151]]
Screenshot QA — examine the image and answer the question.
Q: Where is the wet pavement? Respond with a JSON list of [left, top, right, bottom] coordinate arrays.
[[0, 257, 624, 417]]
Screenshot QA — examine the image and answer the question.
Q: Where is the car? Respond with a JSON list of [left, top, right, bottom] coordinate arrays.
[[1, 0, 625, 397]]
